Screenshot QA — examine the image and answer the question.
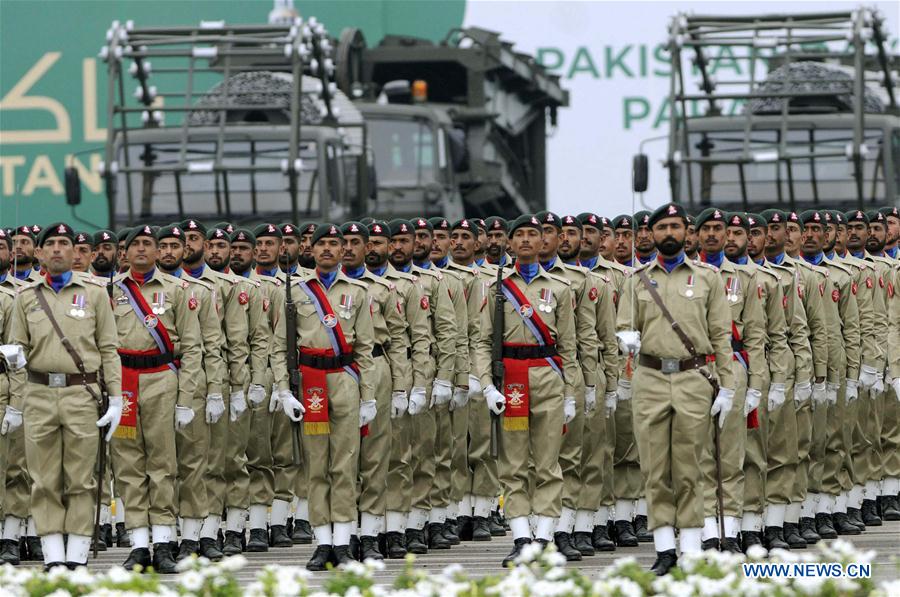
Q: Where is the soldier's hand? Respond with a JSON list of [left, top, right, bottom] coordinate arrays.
[[615, 330, 641, 355], [175, 405, 195, 431], [432, 379, 453, 406], [767, 383, 786, 412], [824, 382, 839, 406], [794, 381, 812, 405], [845, 380, 859, 404], [616, 379, 632, 402], [467, 375, 482, 400], [563, 397, 576, 425], [584, 386, 597, 414], [0, 406, 22, 435], [96, 396, 123, 442], [206, 393, 226, 424], [391, 391, 408, 419], [247, 384, 267, 406], [0, 344, 26, 370], [278, 390, 305, 422], [892, 378, 900, 401], [408, 387, 427, 415], [604, 391, 617, 418], [268, 385, 281, 413], [359, 400, 377, 428], [710, 388, 734, 429], [811, 381, 827, 409], [859, 365, 879, 390], [871, 372, 885, 394], [483, 385, 505, 415], [450, 387, 468, 411], [744, 388, 762, 416], [230, 390, 248, 422]]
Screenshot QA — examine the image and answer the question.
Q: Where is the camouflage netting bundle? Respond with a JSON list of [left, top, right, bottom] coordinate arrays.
[[746, 61, 884, 114], [188, 71, 324, 126]]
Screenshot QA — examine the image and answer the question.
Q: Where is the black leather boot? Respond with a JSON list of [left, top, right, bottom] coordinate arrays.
[[270, 525, 292, 547], [471, 516, 492, 541], [783, 523, 806, 548], [442, 519, 460, 545], [721, 537, 742, 553], [427, 523, 450, 549], [123, 547, 152, 571], [102, 524, 114, 549], [701, 538, 719, 551], [861, 500, 882, 526], [359, 535, 383, 560], [116, 522, 132, 548], [246, 528, 269, 552], [650, 549, 678, 576], [882, 495, 900, 521], [176, 539, 199, 561], [614, 520, 638, 547], [847, 507, 865, 530], [502, 538, 532, 567], [285, 517, 294, 538], [591, 524, 615, 551], [405, 528, 427, 554], [764, 526, 790, 550], [152, 542, 177, 574], [833, 512, 861, 535], [333, 545, 354, 566], [43, 561, 67, 572], [633, 515, 653, 543], [799, 517, 821, 543], [199, 537, 223, 561], [0, 539, 20, 565], [26, 537, 43, 560], [572, 531, 595, 556], [222, 530, 243, 556], [291, 519, 313, 544], [457, 515, 474, 541], [553, 532, 582, 561], [815, 513, 838, 539], [306, 545, 333, 571], [741, 530, 762, 552], [489, 510, 506, 536], [384, 531, 407, 559], [91, 533, 107, 552], [349, 535, 360, 561]]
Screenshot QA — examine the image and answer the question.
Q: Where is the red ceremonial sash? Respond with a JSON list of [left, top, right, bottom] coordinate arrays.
[[731, 321, 758, 430], [119, 277, 176, 355], [114, 349, 172, 440]]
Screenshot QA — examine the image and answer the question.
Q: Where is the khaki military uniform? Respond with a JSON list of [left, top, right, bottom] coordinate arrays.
[[12, 273, 121, 536], [884, 266, 900, 483], [0, 284, 20, 519], [2, 276, 30, 525]]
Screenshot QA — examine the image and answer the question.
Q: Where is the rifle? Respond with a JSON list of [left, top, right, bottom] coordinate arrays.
[[285, 270, 302, 465], [93, 278, 113, 558], [490, 264, 505, 458]]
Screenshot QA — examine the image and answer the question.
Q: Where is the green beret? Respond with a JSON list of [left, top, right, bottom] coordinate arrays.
[[823, 210, 841, 226], [340, 221, 369, 240], [181, 219, 206, 235], [124, 224, 156, 248], [298, 221, 317, 235], [253, 223, 282, 240], [37, 222, 75, 247], [359, 217, 374, 226], [760, 209, 786, 225], [157, 224, 185, 243], [280, 223, 301, 238], [429, 217, 450, 231], [368, 220, 390, 238], [0, 229, 11, 250], [560, 215, 582, 229], [695, 207, 728, 228], [508, 214, 542, 235], [74, 231, 93, 246], [484, 216, 508, 233], [450, 219, 478, 235], [647, 203, 688, 228], [93, 229, 117, 245], [229, 228, 254, 245], [799, 210, 826, 226], [611, 215, 634, 230], [576, 213, 604, 229], [388, 219, 414, 237], [879, 206, 899, 221], [412, 217, 433, 232], [13, 225, 35, 241], [867, 210, 886, 226], [535, 210, 561, 229], [746, 213, 765, 229], [213, 221, 234, 235], [725, 212, 749, 231], [634, 210, 652, 227], [311, 223, 344, 245], [844, 209, 869, 224]]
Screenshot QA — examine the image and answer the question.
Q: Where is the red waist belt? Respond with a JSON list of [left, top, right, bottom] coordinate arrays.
[[298, 347, 360, 436], [501, 343, 562, 432], [115, 349, 177, 440]]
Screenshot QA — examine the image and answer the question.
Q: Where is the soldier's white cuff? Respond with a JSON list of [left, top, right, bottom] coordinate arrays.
[[0, 345, 26, 370]]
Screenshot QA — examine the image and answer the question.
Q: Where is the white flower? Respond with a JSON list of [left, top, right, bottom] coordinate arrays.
[[179, 570, 204, 592], [219, 554, 248, 572]]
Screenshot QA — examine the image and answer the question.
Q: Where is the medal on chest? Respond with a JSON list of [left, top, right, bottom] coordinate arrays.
[[538, 288, 553, 313], [69, 293, 86, 318], [339, 293, 353, 319], [725, 276, 741, 302], [322, 313, 338, 328], [152, 291, 167, 315], [685, 274, 694, 297]]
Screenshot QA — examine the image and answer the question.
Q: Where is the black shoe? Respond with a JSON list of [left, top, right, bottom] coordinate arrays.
[[882, 495, 900, 521], [861, 500, 882, 526], [405, 528, 428, 554], [240, 529, 247, 551], [741, 530, 762, 553], [783, 523, 807, 549], [152, 542, 177, 574], [123, 547, 152, 571], [457, 515, 474, 541], [269, 524, 292, 548], [815, 513, 838, 539], [306, 545, 333, 571], [847, 507, 866, 531], [442, 519, 460, 545], [833, 512, 861, 535], [0, 538, 20, 565], [633, 515, 653, 543], [26, 537, 43, 561], [489, 511, 506, 537], [502, 538, 532, 567], [198, 537, 223, 561], [43, 562, 66, 572], [572, 531, 595, 556], [650, 549, 678, 576], [721, 537, 742, 553], [222, 530, 243, 556], [246, 528, 268, 552], [102, 524, 114, 549], [176, 539, 199, 561], [764, 526, 790, 550], [553, 532, 582, 561], [285, 517, 294, 538], [385, 531, 407, 559], [471, 516, 492, 541], [291, 519, 313, 544], [359, 535, 383, 561], [799, 517, 821, 543], [592, 524, 616, 552], [92, 532, 107, 552], [333, 545, 354, 566], [701, 538, 720, 551], [65, 561, 86, 570], [614, 520, 638, 547], [349, 535, 360, 561], [534, 538, 550, 549], [217, 528, 224, 551], [18, 537, 27, 561], [427, 523, 451, 549], [116, 522, 132, 548]]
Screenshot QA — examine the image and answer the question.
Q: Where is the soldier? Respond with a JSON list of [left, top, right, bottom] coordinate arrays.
[[297, 222, 317, 270], [474, 214, 579, 567], [633, 211, 657, 265], [72, 233, 93, 273], [612, 215, 636, 268], [116, 230, 130, 273], [881, 206, 899, 259], [279, 223, 303, 275], [270, 223, 375, 570], [576, 213, 608, 270], [11, 222, 122, 570], [685, 216, 699, 261], [91, 230, 118, 281], [12, 226, 40, 282], [484, 217, 511, 267]]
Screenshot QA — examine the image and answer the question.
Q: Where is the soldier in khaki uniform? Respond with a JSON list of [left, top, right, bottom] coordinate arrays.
[[474, 214, 579, 567], [271, 223, 375, 570], [111, 226, 203, 572], [11, 223, 122, 570], [617, 203, 736, 575], [71, 233, 93, 273]]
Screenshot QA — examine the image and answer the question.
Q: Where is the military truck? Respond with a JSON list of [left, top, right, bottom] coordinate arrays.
[[632, 8, 899, 213]]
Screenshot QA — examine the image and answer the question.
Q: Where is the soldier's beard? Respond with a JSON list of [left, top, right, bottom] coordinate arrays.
[[487, 243, 504, 258], [824, 237, 836, 253], [184, 247, 204, 266], [657, 237, 684, 257], [557, 244, 580, 262], [365, 251, 386, 268], [158, 256, 183, 272], [299, 254, 315, 269], [866, 237, 884, 253], [14, 253, 32, 267]]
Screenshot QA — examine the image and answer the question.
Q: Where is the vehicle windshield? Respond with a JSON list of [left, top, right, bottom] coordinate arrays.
[[114, 138, 335, 227], [367, 117, 439, 188], [681, 127, 891, 208]]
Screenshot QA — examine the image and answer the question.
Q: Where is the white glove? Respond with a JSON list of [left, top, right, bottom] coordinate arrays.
[[205, 393, 226, 424], [359, 400, 377, 428], [744, 388, 762, 416], [615, 330, 641, 355], [278, 390, 305, 422], [892, 378, 900, 401], [230, 390, 247, 422], [96, 396, 123, 442], [175, 405, 195, 431], [710, 387, 734, 429], [468, 374, 482, 399], [268, 386, 281, 413], [247, 384, 266, 406], [604, 391, 617, 418], [391, 391, 408, 419], [794, 380, 812, 404], [0, 345, 26, 370], [0, 406, 22, 435], [872, 374, 885, 394], [616, 379, 632, 402], [408, 386, 427, 415], [450, 387, 468, 412], [811, 381, 827, 409], [767, 383, 786, 412], [563, 397, 576, 425], [431, 379, 453, 406], [845, 379, 859, 404], [483, 384, 506, 416], [859, 365, 879, 390], [584, 386, 597, 414], [824, 382, 839, 406]]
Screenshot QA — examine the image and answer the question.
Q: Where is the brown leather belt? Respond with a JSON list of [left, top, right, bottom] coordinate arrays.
[[638, 354, 711, 374], [28, 371, 99, 388]]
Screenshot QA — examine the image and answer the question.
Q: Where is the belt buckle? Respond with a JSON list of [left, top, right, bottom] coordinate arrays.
[[48, 373, 66, 388], [660, 358, 679, 374]]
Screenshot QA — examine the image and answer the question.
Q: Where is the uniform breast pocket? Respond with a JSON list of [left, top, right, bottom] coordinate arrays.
[[677, 287, 707, 301], [25, 307, 47, 326], [297, 302, 318, 322]]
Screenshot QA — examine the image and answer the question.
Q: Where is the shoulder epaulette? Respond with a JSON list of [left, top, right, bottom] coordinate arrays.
[[591, 271, 611, 284], [825, 260, 854, 276], [417, 267, 442, 281], [74, 271, 109, 287], [0, 285, 17, 299], [184, 276, 213, 291], [544, 271, 571, 286], [367, 274, 396, 292], [388, 270, 417, 282]]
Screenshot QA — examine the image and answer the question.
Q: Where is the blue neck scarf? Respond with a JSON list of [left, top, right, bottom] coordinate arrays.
[[317, 269, 338, 289], [434, 256, 449, 269], [802, 252, 825, 266], [187, 264, 205, 278], [769, 252, 786, 266], [48, 271, 72, 293], [415, 260, 432, 270], [540, 256, 557, 271], [753, 257, 765, 266], [343, 265, 366, 279], [368, 264, 388, 277], [850, 250, 866, 260], [637, 250, 658, 264], [257, 265, 279, 278], [885, 246, 898, 259], [475, 257, 485, 267], [396, 262, 412, 274], [701, 250, 725, 269], [14, 268, 31, 281], [581, 255, 598, 270], [659, 252, 685, 273], [825, 251, 836, 260], [517, 262, 539, 285], [728, 255, 749, 265], [171, 268, 183, 278]]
